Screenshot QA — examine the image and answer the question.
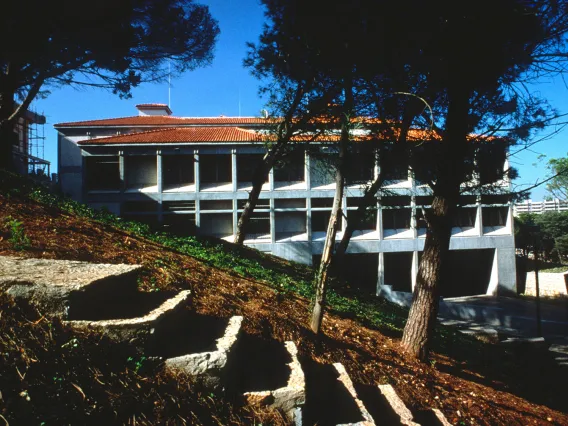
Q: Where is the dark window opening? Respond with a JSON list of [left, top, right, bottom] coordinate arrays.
[[274, 150, 305, 182], [436, 249, 494, 297], [311, 198, 334, 208], [238, 199, 270, 209], [122, 201, 158, 213], [86, 156, 120, 190], [243, 213, 270, 237], [382, 164, 408, 181], [200, 155, 231, 184], [199, 213, 233, 237], [162, 214, 196, 236], [275, 212, 306, 240], [163, 201, 195, 212], [348, 209, 377, 231], [237, 154, 266, 183], [382, 209, 411, 229], [381, 196, 411, 207], [483, 207, 508, 227], [163, 155, 194, 187], [201, 200, 233, 210], [312, 211, 343, 232], [384, 252, 413, 292], [125, 156, 157, 188], [275, 199, 305, 209], [347, 153, 374, 183], [453, 208, 477, 228]]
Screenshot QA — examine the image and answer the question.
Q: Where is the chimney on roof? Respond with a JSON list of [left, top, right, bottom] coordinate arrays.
[[136, 103, 173, 116]]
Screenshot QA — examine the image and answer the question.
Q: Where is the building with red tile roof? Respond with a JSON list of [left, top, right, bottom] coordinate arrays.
[[55, 104, 517, 298]]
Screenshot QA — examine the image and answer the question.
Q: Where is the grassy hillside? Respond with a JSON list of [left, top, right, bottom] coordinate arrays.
[[1, 170, 567, 425]]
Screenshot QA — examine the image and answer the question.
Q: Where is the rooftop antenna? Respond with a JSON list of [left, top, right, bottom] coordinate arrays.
[[168, 60, 171, 108], [238, 88, 242, 117]]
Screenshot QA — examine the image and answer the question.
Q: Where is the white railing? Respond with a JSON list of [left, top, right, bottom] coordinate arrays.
[[514, 199, 568, 215]]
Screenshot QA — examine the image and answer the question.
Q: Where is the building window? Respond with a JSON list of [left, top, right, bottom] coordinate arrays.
[[200, 155, 231, 184], [199, 213, 233, 238], [312, 211, 343, 232], [347, 152, 374, 183], [86, 156, 120, 190], [382, 209, 411, 230], [483, 207, 508, 227], [274, 150, 305, 182], [163, 155, 194, 187], [125, 156, 157, 189], [237, 154, 265, 183], [162, 214, 196, 236], [453, 208, 477, 228], [200, 200, 233, 210]]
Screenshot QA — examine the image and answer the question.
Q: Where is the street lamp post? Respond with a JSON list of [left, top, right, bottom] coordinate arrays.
[[527, 225, 542, 337]]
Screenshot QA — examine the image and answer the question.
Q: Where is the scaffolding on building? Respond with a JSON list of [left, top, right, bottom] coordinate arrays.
[[26, 113, 50, 177]]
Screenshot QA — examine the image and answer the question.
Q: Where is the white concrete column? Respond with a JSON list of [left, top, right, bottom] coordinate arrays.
[[305, 149, 311, 190], [119, 150, 125, 192], [156, 150, 163, 225], [232, 199, 238, 238], [475, 196, 483, 236], [410, 195, 418, 239], [506, 202, 514, 235], [194, 151, 200, 192], [306, 197, 312, 242], [270, 198, 276, 243], [269, 167, 274, 192], [377, 200, 383, 240], [411, 251, 419, 291], [377, 252, 385, 296], [486, 248, 517, 295], [156, 150, 163, 193], [231, 149, 237, 192]]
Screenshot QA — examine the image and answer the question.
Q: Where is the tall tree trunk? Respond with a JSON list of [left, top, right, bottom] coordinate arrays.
[[334, 103, 420, 266], [234, 84, 307, 245], [311, 76, 353, 334], [401, 83, 470, 360], [334, 171, 384, 265]]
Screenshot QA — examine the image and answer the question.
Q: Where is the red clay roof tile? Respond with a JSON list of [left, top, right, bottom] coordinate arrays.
[[77, 127, 266, 145], [56, 116, 271, 127]]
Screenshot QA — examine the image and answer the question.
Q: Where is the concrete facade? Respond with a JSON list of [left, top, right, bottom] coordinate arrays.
[[55, 104, 517, 297]]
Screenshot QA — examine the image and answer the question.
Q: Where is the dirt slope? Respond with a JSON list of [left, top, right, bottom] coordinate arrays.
[[1, 186, 567, 425]]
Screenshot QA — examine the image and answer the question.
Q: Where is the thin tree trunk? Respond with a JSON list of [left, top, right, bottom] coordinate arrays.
[[401, 83, 469, 360], [334, 103, 420, 266], [334, 172, 384, 264], [311, 76, 353, 334], [234, 84, 307, 245]]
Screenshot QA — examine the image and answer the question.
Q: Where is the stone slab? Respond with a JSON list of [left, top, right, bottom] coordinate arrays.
[[334, 363, 375, 426], [165, 315, 243, 384], [245, 341, 306, 422], [0, 256, 141, 316], [377, 384, 419, 426], [65, 290, 191, 341]]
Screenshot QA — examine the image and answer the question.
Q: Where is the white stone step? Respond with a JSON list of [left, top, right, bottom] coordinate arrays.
[[377, 384, 420, 426], [65, 290, 191, 343], [165, 315, 243, 387], [244, 341, 306, 423], [0, 256, 141, 317], [334, 363, 375, 426]]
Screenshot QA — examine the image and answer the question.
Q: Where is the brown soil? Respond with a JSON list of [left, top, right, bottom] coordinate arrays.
[[1, 193, 567, 425]]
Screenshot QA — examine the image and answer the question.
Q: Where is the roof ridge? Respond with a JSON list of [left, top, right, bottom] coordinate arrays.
[[78, 126, 187, 144]]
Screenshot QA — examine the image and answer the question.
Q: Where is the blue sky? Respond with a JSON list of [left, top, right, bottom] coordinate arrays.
[[32, 0, 568, 200]]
